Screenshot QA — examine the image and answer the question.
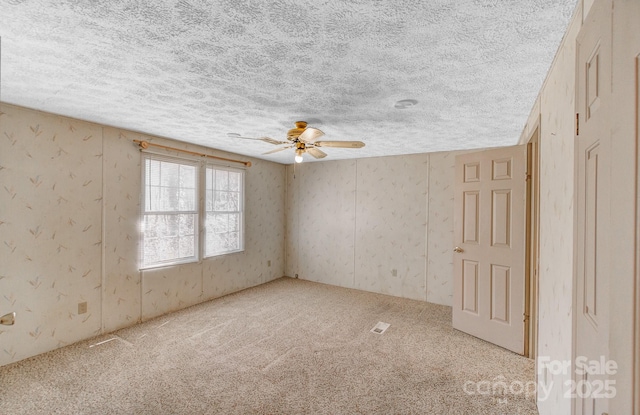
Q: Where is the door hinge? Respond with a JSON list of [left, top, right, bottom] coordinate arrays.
[[525, 173, 531, 181], [523, 313, 530, 323], [576, 113, 579, 136]]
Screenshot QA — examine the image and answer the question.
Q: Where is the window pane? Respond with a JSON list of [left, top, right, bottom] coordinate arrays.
[[228, 191, 240, 211], [148, 159, 160, 186], [143, 236, 161, 265], [229, 172, 240, 192], [205, 213, 223, 256], [143, 213, 197, 266], [145, 158, 196, 213], [142, 154, 198, 267], [145, 214, 177, 238], [179, 234, 195, 258], [160, 162, 173, 186], [206, 168, 213, 191], [180, 164, 196, 188], [178, 214, 195, 236], [214, 213, 228, 233], [229, 213, 240, 232], [227, 232, 239, 250], [209, 234, 225, 255], [214, 191, 228, 211], [206, 189, 214, 211], [161, 186, 178, 211], [216, 170, 228, 191], [147, 185, 160, 211], [204, 166, 244, 257], [179, 188, 196, 211]]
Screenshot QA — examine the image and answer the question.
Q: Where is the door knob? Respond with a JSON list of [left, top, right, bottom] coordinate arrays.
[[454, 246, 464, 253]]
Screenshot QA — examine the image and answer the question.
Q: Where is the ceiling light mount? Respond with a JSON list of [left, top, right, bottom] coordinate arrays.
[[394, 99, 418, 109]]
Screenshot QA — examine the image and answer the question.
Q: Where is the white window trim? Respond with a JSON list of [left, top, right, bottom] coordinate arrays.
[[139, 152, 246, 270], [203, 163, 246, 259]]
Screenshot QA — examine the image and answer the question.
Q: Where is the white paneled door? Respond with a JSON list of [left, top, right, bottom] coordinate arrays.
[[453, 146, 526, 354], [575, 1, 612, 414]]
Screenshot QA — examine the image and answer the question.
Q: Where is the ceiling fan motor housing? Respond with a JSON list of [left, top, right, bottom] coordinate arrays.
[[287, 121, 308, 140]]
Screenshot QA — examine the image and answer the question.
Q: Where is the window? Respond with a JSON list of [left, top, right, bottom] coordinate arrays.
[[205, 166, 244, 257], [141, 154, 244, 269]]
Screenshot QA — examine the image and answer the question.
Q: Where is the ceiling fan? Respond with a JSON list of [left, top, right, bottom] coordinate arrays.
[[228, 121, 365, 163]]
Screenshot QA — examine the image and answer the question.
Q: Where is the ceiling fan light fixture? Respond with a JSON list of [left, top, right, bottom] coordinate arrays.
[[244, 121, 363, 161]]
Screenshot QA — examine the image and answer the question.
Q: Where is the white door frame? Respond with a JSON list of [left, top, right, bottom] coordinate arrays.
[[634, 53, 640, 415], [525, 124, 540, 360]]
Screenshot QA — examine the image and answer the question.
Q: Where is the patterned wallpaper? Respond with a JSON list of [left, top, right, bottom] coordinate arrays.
[[0, 105, 103, 364], [426, 151, 460, 305], [284, 167, 300, 278], [354, 155, 429, 300], [0, 103, 286, 367], [285, 151, 463, 305], [297, 160, 357, 288], [102, 127, 142, 332]]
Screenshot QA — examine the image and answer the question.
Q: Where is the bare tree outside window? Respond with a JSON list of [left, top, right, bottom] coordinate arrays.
[[141, 155, 199, 268], [140, 155, 245, 269], [205, 167, 244, 257]]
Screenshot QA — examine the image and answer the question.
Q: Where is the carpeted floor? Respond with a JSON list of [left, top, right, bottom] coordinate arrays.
[[0, 277, 539, 414]]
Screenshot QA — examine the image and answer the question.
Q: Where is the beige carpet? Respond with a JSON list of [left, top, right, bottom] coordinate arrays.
[[0, 277, 538, 414]]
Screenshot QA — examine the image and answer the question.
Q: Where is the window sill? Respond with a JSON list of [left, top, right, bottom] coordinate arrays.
[[203, 249, 245, 260], [139, 257, 198, 271]]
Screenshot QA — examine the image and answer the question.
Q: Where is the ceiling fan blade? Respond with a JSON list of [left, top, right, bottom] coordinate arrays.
[[263, 145, 293, 155], [306, 147, 327, 159], [258, 137, 289, 145], [298, 127, 324, 143], [314, 140, 365, 148], [229, 133, 261, 140], [228, 133, 288, 145]]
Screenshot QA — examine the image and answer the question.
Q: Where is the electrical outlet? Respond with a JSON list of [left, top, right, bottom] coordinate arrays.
[[392, 269, 397, 277], [78, 302, 88, 315], [267, 260, 271, 267], [295, 274, 298, 278]]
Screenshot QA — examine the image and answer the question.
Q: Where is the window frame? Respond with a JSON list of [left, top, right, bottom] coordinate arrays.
[[139, 152, 245, 270], [203, 163, 245, 258]]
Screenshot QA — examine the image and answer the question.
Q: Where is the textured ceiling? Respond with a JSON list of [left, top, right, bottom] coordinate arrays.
[[0, 0, 576, 164]]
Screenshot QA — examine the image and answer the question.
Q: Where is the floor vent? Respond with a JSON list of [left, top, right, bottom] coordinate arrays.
[[370, 321, 390, 334]]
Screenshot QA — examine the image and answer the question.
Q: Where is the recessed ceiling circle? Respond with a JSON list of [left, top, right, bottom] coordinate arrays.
[[394, 99, 418, 109]]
